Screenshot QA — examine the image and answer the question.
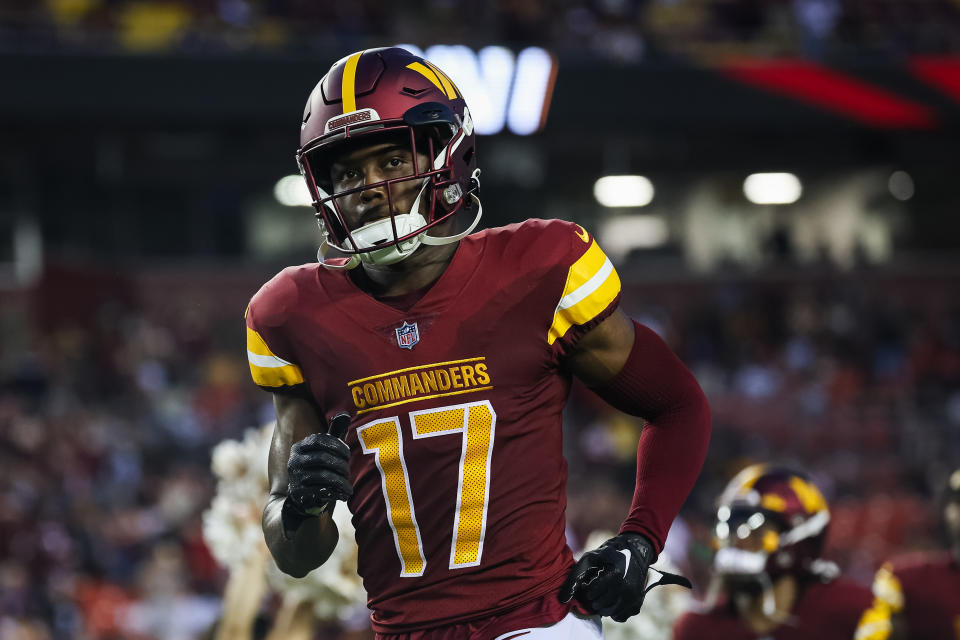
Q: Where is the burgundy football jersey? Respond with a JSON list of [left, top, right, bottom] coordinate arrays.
[[246, 219, 622, 633], [672, 578, 873, 640], [856, 552, 960, 640]]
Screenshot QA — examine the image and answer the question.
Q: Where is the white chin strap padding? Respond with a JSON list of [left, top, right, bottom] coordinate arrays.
[[351, 212, 427, 266]]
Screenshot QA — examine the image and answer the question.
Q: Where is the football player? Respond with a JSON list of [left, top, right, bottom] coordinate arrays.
[[854, 468, 960, 640], [247, 47, 711, 639], [672, 464, 872, 640]]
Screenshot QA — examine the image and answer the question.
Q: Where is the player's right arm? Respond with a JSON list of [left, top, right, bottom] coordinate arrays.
[[262, 392, 341, 578], [854, 563, 908, 640], [246, 273, 348, 578]]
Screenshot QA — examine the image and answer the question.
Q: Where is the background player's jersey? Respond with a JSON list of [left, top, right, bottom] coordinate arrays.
[[672, 578, 872, 640], [856, 552, 960, 640], [245, 219, 621, 633]]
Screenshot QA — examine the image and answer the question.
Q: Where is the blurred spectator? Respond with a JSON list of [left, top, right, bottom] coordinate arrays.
[[2, 0, 959, 59]]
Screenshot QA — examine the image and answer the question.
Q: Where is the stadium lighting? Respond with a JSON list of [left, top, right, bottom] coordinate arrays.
[[593, 175, 655, 208], [889, 170, 915, 201], [743, 173, 802, 205], [507, 47, 555, 135], [274, 175, 312, 207], [398, 44, 556, 136], [598, 215, 669, 256]]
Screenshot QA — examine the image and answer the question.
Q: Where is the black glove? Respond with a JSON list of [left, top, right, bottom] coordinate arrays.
[[559, 532, 691, 623], [281, 412, 352, 539]]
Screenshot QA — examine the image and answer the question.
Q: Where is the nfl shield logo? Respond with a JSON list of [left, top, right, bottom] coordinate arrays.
[[395, 321, 419, 349]]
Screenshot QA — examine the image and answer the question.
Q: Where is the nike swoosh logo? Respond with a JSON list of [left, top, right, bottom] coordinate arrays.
[[494, 631, 531, 640], [619, 548, 632, 580], [574, 225, 590, 243]]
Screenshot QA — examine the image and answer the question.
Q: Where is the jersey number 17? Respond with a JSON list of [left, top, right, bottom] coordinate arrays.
[[357, 400, 496, 577]]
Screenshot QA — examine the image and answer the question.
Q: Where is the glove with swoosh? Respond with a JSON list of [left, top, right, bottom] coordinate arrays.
[[559, 532, 692, 622]]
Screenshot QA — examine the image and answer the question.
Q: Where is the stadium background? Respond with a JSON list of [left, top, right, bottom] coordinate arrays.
[[1, 1, 959, 638]]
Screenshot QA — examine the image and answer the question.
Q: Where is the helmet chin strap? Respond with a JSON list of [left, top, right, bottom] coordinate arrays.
[[316, 239, 361, 270], [421, 193, 482, 246]]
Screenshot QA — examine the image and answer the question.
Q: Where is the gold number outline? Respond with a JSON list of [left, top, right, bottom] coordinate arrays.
[[356, 400, 497, 576], [356, 416, 426, 577], [410, 400, 497, 570]]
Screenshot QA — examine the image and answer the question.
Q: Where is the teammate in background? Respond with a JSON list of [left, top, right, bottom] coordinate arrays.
[[854, 468, 960, 640], [672, 465, 872, 640], [245, 47, 711, 638]]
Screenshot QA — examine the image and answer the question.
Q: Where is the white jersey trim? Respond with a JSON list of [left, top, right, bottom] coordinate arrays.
[[557, 257, 614, 311], [247, 351, 295, 368]]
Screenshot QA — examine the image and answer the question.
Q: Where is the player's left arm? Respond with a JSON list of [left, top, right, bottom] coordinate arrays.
[[562, 308, 711, 621], [567, 307, 711, 550]]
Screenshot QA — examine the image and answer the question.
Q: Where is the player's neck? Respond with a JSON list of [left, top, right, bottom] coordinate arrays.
[[355, 242, 459, 298], [737, 574, 798, 634]]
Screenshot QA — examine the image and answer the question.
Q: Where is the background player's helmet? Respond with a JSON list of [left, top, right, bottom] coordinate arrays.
[[297, 47, 481, 269], [713, 464, 832, 581]]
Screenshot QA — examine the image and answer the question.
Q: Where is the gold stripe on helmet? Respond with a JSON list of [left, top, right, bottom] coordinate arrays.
[[405, 61, 451, 97], [789, 476, 828, 513], [424, 60, 459, 99], [341, 51, 364, 113]]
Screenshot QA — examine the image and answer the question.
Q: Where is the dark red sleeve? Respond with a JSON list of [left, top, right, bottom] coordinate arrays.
[[591, 321, 711, 553]]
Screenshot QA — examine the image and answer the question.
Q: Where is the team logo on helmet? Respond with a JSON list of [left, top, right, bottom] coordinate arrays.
[[324, 108, 380, 133]]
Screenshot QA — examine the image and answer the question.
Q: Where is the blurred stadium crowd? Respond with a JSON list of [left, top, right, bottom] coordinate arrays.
[[1, 260, 957, 638], [2, 0, 960, 60]]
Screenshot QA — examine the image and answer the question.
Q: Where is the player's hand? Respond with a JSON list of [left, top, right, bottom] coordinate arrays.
[[560, 532, 689, 622], [281, 412, 352, 538]]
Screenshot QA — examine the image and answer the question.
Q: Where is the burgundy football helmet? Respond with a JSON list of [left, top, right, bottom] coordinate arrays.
[[296, 47, 481, 269], [713, 464, 833, 582]]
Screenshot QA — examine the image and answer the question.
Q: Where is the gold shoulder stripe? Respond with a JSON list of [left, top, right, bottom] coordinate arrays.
[[854, 599, 894, 640], [341, 50, 364, 114], [424, 60, 459, 99], [246, 327, 304, 387], [547, 241, 621, 345], [871, 563, 905, 611]]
